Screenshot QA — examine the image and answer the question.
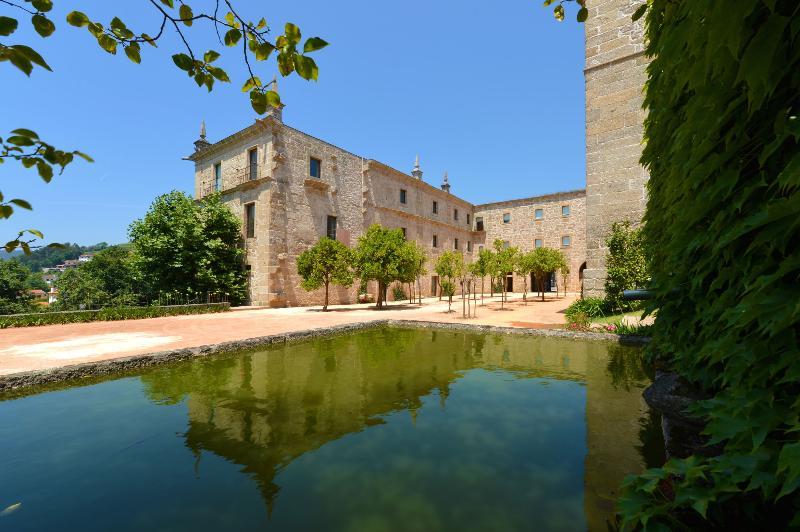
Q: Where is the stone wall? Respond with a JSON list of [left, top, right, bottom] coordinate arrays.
[[583, 0, 649, 297], [475, 190, 587, 293]]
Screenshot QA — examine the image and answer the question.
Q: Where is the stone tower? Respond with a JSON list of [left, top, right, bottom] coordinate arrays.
[[582, 0, 649, 297]]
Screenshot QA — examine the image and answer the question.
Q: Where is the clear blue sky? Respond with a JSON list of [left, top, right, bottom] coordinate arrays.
[[2, 0, 585, 245]]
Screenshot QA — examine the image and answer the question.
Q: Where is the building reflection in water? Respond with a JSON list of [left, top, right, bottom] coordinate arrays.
[[141, 327, 662, 529]]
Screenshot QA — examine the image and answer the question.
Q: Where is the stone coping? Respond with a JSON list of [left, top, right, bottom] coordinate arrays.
[[0, 319, 649, 395]]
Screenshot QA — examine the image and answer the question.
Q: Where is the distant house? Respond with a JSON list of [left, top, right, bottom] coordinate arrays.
[[43, 273, 59, 285], [29, 289, 47, 300], [48, 287, 58, 304], [78, 253, 94, 263]]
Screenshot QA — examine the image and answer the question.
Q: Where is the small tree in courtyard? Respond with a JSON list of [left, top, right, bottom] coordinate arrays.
[[491, 239, 518, 309], [397, 240, 426, 305], [473, 248, 493, 305], [435, 250, 461, 312], [352, 225, 408, 308], [297, 237, 354, 311], [604, 221, 648, 311], [514, 251, 536, 304]]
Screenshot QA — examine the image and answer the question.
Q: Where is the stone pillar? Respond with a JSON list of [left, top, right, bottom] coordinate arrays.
[[583, 0, 649, 297]]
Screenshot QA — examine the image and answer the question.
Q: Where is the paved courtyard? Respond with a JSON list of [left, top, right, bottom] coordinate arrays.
[[0, 293, 577, 376]]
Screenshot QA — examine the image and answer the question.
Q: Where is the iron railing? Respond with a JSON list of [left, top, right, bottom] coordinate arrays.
[[200, 165, 264, 197]]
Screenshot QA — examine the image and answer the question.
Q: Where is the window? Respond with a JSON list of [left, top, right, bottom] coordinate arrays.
[[248, 148, 258, 180], [214, 162, 222, 191], [535, 208, 543, 220], [535, 238, 543, 248], [503, 240, 510, 249], [400, 189, 407, 204], [401, 227, 407, 239], [309, 157, 321, 178], [467, 213, 471, 226], [244, 203, 255, 238], [478, 245, 484, 253], [467, 241, 472, 252], [562, 205, 570, 217], [454, 208, 459, 221], [476, 217, 484, 231], [503, 213, 511, 224], [454, 238, 459, 250], [432, 234, 438, 248], [432, 201, 438, 214], [561, 235, 571, 247], [326, 216, 337, 240]]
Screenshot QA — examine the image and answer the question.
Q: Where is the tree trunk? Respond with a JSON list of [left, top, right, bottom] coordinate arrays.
[[376, 281, 384, 308], [323, 279, 329, 311], [540, 277, 545, 302], [481, 277, 485, 306], [461, 281, 466, 318]]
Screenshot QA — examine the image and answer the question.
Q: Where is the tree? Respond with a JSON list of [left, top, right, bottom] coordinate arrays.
[[1, 1, 327, 252], [297, 237, 353, 311], [129, 191, 247, 304], [434, 250, 460, 312], [473, 248, 493, 305], [352, 224, 410, 309], [0, 259, 35, 313], [528, 247, 565, 302], [53, 267, 108, 309], [513, 251, 536, 304], [81, 245, 137, 301], [397, 240, 426, 305], [491, 240, 518, 309], [604, 221, 648, 311]]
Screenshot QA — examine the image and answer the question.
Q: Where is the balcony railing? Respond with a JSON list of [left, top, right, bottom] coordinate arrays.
[[200, 165, 265, 197]]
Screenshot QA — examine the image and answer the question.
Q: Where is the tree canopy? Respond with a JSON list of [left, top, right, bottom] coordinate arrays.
[[128, 191, 247, 304], [351, 224, 418, 308], [297, 237, 353, 311]]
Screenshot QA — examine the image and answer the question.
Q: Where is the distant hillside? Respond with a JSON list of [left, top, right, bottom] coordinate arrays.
[[1, 242, 109, 271]]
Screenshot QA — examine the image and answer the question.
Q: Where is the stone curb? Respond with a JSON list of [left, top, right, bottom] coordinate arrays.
[[0, 319, 649, 393]]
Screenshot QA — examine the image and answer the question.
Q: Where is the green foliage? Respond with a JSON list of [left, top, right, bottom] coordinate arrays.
[[128, 191, 247, 304], [52, 245, 137, 310], [619, 1, 800, 528], [565, 296, 608, 321], [544, 0, 588, 23], [0, 259, 36, 314], [4, 241, 108, 271], [604, 221, 649, 312], [435, 250, 463, 311], [352, 225, 421, 308], [391, 284, 407, 302], [528, 247, 566, 301], [53, 267, 108, 309], [1, 1, 327, 251], [297, 237, 353, 310], [0, 303, 229, 328]]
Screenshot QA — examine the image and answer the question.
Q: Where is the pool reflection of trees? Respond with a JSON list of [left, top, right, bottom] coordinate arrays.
[[140, 327, 663, 524]]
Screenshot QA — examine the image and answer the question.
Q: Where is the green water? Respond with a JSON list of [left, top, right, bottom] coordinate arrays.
[[0, 327, 662, 531]]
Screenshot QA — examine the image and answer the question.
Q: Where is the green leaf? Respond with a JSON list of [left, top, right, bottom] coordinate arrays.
[[0, 16, 18, 36], [266, 90, 281, 108], [66, 11, 89, 27], [632, 4, 647, 22], [9, 199, 32, 210], [179, 4, 193, 26], [124, 45, 141, 64], [160, 0, 174, 8], [31, 0, 53, 13], [303, 37, 328, 53], [224, 28, 242, 47], [203, 50, 220, 63], [28, 229, 44, 239], [293, 54, 318, 81], [172, 53, 193, 71], [554, 5, 565, 21], [284, 22, 301, 45], [10, 128, 38, 139], [31, 14, 55, 37], [256, 18, 267, 30], [10, 44, 51, 70], [36, 160, 53, 181], [577, 7, 589, 22], [74, 151, 93, 162], [543, 0, 555, 6], [207, 66, 230, 82], [277, 52, 294, 76], [6, 135, 34, 146], [97, 34, 118, 54], [241, 76, 261, 92], [253, 42, 274, 61], [249, 90, 267, 114]]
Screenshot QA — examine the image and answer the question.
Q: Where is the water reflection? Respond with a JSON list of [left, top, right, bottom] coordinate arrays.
[[138, 327, 662, 530]]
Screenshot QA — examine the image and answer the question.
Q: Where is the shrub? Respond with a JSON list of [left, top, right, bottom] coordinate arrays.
[[565, 297, 608, 322], [391, 284, 407, 301], [0, 303, 230, 328], [604, 221, 649, 312]]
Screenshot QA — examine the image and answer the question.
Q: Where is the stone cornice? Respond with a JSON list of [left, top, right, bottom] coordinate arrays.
[[365, 160, 475, 209], [475, 189, 586, 211], [372, 205, 481, 236]]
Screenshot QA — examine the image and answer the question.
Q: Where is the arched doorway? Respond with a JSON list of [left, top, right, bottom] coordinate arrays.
[[578, 262, 587, 297]]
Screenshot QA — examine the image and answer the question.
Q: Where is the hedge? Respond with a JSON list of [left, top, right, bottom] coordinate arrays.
[[619, 1, 800, 529], [0, 303, 230, 328]]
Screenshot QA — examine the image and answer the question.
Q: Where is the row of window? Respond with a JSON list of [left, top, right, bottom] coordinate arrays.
[[399, 190, 473, 226], [503, 205, 570, 224], [246, 205, 572, 250]]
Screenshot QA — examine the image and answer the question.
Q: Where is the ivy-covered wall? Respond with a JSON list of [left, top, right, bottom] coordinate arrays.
[[620, 0, 800, 527]]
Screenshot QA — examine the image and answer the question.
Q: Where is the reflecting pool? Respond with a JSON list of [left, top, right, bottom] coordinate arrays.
[[0, 327, 663, 531]]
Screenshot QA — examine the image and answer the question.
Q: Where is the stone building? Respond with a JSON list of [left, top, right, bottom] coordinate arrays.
[[189, 100, 586, 307], [583, 0, 649, 296]]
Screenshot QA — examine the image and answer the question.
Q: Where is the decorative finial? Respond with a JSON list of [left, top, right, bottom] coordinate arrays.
[[200, 120, 206, 140], [443, 170, 449, 184], [271, 75, 279, 94], [411, 155, 423, 180], [441, 170, 451, 193]]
